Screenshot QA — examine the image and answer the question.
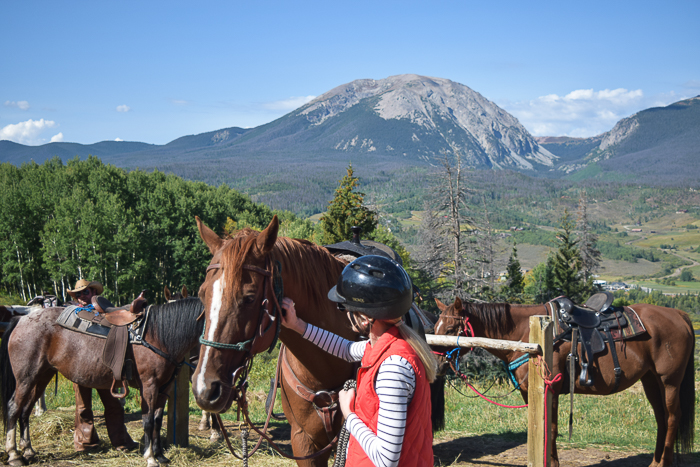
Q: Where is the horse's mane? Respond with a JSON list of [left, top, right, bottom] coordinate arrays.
[[221, 228, 345, 310], [464, 302, 516, 336], [273, 236, 345, 303], [146, 297, 204, 355]]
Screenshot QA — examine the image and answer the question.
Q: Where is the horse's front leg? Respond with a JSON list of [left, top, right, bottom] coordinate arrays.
[[32, 391, 46, 417], [141, 392, 159, 467], [209, 412, 223, 442], [197, 411, 211, 431], [152, 391, 171, 465]]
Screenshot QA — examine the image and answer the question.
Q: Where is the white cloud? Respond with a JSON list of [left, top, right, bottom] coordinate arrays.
[[4, 100, 30, 110], [501, 88, 684, 137], [171, 99, 189, 105], [683, 80, 700, 92], [116, 105, 131, 113], [0, 119, 58, 145], [50, 132, 64, 143], [263, 95, 316, 111], [115, 137, 123, 141]]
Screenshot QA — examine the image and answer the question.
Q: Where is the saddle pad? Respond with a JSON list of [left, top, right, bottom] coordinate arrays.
[[55, 306, 146, 344], [548, 302, 647, 342], [610, 306, 647, 341]]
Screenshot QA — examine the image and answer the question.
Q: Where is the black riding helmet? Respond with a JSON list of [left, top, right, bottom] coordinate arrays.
[[327, 255, 413, 321]]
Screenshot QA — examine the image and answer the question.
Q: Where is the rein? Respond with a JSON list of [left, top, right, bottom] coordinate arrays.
[[200, 258, 337, 462], [215, 344, 340, 462], [439, 308, 528, 402]]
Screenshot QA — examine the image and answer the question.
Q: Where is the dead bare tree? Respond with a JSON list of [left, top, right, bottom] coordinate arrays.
[[416, 151, 480, 299], [576, 189, 601, 283]]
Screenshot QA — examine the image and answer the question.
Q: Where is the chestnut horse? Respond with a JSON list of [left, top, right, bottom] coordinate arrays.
[[1, 297, 204, 467], [191, 215, 356, 466], [433, 297, 695, 467]]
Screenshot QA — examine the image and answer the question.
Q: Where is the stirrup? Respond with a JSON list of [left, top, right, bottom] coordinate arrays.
[[110, 379, 130, 399]]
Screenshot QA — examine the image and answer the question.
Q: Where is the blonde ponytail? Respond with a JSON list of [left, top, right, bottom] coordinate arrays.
[[395, 321, 438, 383]]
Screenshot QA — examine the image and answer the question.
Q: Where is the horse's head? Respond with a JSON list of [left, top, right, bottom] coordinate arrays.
[[192, 215, 281, 413], [164, 284, 188, 302], [432, 297, 467, 375]]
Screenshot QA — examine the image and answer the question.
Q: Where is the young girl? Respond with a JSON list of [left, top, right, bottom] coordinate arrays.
[[281, 255, 438, 467]]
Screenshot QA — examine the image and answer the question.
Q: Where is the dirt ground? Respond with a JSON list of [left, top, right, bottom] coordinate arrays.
[[8, 412, 699, 466], [432, 433, 671, 466]]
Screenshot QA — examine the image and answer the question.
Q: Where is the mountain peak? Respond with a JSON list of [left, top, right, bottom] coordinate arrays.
[[298, 74, 556, 169]]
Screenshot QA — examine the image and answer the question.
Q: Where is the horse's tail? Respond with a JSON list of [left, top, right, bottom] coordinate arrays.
[[0, 316, 20, 433], [430, 375, 445, 433], [676, 330, 695, 455]]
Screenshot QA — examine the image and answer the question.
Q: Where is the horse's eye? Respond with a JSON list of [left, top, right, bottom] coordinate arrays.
[[242, 295, 256, 305]]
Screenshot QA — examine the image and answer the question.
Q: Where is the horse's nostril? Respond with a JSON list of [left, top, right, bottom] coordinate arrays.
[[209, 381, 221, 402]]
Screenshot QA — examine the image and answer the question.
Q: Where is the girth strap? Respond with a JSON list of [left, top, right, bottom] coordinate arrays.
[[602, 325, 622, 393], [280, 345, 340, 442]]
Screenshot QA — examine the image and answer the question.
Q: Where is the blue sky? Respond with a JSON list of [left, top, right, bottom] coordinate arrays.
[[2, 0, 699, 146]]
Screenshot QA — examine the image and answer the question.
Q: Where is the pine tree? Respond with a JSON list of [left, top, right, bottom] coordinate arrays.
[[505, 243, 524, 295], [553, 210, 588, 303], [319, 164, 377, 245], [576, 189, 601, 283]]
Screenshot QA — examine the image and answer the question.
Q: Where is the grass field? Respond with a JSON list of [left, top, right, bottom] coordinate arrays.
[[632, 280, 700, 294], [5, 349, 699, 466]]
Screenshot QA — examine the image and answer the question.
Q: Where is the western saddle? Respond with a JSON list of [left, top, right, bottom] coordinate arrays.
[[550, 291, 624, 390], [74, 292, 148, 398]]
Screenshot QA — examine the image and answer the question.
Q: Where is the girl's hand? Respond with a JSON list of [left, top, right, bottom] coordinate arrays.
[[339, 387, 356, 417], [281, 297, 307, 334]]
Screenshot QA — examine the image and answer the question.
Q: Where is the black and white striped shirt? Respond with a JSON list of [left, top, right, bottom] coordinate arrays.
[[303, 324, 416, 467]]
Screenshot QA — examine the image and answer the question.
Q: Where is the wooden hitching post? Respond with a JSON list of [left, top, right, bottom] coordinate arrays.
[[166, 369, 191, 446], [527, 315, 553, 467]]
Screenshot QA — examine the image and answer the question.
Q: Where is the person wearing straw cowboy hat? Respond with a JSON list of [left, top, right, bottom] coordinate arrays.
[[67, 279, 138, 453], [68, 279, 103, 309]]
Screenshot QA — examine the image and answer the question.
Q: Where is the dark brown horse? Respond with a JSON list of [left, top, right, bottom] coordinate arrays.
[[433, 297, 695, 467], [1, 297, 204, 467], [191, 215, 356, 466]]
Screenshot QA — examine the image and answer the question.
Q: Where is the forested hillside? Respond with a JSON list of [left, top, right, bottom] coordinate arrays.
[[0, 157, 284, 303]]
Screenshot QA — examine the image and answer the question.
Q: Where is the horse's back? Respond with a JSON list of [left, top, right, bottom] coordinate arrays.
[[631, 303, 693, 337], [629, 303, 694, 371]]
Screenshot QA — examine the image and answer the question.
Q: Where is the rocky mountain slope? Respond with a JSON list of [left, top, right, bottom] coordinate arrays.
[[540, 96, 700, 182], [1, 75, 556, 172]]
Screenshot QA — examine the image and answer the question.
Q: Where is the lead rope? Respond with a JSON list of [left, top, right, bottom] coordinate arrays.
[[241, 427, 249, 467], [331, 379, 356, 467]]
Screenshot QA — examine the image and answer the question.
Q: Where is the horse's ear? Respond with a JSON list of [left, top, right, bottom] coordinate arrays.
[[164, 285, 171, 301], [454, 297, 463, 312], [435, 298, 447, 312], [182, 285, 188, 298], [196, 216, 224, 255], [256, 215, 279, 254]]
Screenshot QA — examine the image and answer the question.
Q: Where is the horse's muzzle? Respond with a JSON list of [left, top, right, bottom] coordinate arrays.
[[192, 368, 239, 414]]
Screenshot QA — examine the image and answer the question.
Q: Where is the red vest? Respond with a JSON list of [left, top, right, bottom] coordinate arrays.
[[347, 326, 433, 466]]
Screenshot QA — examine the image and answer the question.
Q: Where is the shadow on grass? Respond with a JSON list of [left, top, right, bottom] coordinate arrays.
[[433, 431, 527, 465]]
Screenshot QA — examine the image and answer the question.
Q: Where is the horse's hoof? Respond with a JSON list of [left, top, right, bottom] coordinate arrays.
[[8, 458, 28, 467], [146, 459, 159, 467], [198, 421, 210, 431], [21, 449, 36, 462], [156, 454, 170, 464], [209, 431, 223, 442]]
